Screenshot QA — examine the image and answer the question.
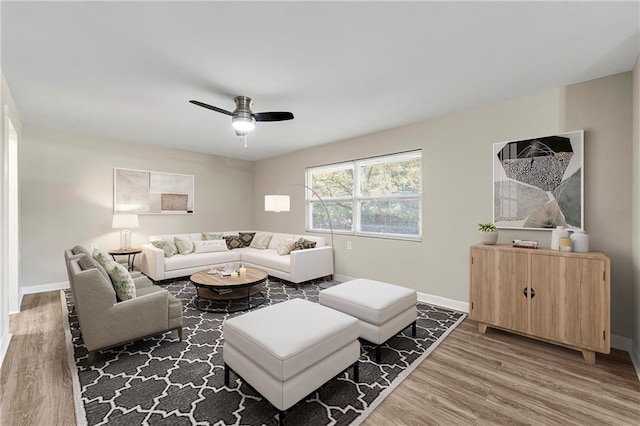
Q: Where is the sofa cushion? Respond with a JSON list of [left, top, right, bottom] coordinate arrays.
[[292, 237, 317, 251], [249, 232, 272, 249], [193, 239, 228, 253], [238, 248, 291, 273], [174, 236, 194, 255], [152, 240, 178, 258], [71, 245, 90, 256], [104, 260, 136, 301], [295, 235, 326, 248], [202, 232, 223, 240], [164, 251, 241, 272], [277, 239, 296, 256]]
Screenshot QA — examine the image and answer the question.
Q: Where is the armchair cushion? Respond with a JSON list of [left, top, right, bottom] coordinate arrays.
[[104, 260, 136, 301]]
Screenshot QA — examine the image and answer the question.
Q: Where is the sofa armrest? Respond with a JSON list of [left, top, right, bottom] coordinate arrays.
[[289, 246, 334, 283], [83, 290, 170, 351], [140, 243, 165, 281]]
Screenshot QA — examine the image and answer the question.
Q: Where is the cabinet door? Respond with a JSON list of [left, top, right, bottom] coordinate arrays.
[[470, 247, 529, 333], [530, 254, 608, 351]]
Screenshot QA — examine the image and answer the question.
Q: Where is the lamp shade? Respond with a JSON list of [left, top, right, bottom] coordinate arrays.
[[264, 195, 290, 212], [112, 214, 139, 229]]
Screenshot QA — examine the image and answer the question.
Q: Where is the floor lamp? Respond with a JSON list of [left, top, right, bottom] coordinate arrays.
[[265, 184, 335, 286]]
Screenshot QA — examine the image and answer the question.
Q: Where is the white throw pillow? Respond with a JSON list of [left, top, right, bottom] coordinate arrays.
[[193, 239, 229, 253], [277, 239, 297, 256], [249, 232, 273, 249]]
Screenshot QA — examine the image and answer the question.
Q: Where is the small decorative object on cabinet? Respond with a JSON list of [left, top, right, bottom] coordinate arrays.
[[469, 244, 610, 364], [571, 229, 589, 252], [550, 225, 569, 250], [478, 222, 498, 245]]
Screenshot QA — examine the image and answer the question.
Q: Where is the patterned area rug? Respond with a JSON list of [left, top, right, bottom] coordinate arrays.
[[63, 277, 464, 425]]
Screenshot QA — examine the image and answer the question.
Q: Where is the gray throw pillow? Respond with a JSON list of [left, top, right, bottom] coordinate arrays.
[[292, 238, 317, 252], [104, 260, 136, 301], [93, 249, 111, 266], [201, 232, 223, 241], [151, 240, 178, 258]]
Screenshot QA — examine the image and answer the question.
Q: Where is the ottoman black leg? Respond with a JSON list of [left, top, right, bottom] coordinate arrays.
[[224, 363, 230, 387], [278, 409, 285, 426], [353, 362, 359, 382], [412, 320, 417, 337], [375, 345, 381, 363]]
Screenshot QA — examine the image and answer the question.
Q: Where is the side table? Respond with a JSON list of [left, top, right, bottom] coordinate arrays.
[[108, 248, 142, 271]]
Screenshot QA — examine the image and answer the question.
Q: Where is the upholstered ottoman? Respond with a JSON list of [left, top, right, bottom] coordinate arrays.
[[319, 278, 417, 363], [223, 299, 360, 424]]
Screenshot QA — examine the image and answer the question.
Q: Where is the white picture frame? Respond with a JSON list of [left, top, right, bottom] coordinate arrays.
[[114, 168, 195, 214]]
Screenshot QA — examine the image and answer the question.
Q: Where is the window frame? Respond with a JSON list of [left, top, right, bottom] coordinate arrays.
[[305, 150, 422, 241]]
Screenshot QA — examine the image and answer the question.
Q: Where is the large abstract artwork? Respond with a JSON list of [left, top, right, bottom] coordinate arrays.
[[493, 130, 583, 230], [114, 168, 194, 214]]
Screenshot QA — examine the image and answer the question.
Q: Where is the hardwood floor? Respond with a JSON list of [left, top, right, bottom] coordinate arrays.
[[0, 291, 76, 426], [1, 291, 638, 425]]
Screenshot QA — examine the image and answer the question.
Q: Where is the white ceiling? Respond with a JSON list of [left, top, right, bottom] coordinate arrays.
[[2, 1, 639, 161]]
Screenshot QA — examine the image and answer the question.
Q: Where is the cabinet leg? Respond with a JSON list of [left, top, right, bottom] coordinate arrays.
[[477, 323, 488, 334], [581, 350, 596, 365]]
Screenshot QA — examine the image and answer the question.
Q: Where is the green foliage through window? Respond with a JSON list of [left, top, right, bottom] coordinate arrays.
[[306, 151, 422, 239]]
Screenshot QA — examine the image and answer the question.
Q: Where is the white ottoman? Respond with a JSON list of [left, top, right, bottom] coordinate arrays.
[[223, 299, 360, 424], [319, 278, 417, 363]]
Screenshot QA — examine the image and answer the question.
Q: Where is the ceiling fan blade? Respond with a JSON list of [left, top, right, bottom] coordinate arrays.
[[189, 100, 234, 116], [253, 111, 294, 122]]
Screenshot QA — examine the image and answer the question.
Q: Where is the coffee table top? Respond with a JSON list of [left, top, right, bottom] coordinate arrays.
[[190, 267, 267, 289]]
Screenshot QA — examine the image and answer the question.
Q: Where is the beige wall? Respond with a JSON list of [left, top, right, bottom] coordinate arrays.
[[563, 73, 633, 338], [632, 53, 640, 362], [20, 126, 254, 286], [254, 73, 635, 338], [255, 88, 564, 301]]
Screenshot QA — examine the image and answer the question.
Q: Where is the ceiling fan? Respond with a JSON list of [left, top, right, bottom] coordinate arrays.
[[189, 96, 294, 147]]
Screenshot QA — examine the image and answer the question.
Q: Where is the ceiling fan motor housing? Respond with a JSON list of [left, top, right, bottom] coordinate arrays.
[[231, 96, 256, 132]]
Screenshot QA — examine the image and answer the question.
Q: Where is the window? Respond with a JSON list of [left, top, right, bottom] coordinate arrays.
[[306, 150, 422, 240]]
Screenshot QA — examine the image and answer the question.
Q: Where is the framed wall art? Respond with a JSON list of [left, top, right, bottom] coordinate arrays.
[[114, 168, 195, 214], [493, 130, 583, 230]]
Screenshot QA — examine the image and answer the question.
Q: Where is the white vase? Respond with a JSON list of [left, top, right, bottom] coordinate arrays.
[[551, 226, 568, 250], [571, 230, 589, 253], [480, 231, 498, 245]]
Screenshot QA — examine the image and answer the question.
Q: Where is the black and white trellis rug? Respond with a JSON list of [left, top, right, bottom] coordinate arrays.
[[62, 278, 465, 426]]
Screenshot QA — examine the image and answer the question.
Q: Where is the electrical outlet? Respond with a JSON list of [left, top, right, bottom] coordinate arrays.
[[347, 241, 352, 250], [91, 243, 98, 251]]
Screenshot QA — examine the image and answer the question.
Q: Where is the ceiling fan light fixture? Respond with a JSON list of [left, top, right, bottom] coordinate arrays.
[[231, 113, 256, 133]]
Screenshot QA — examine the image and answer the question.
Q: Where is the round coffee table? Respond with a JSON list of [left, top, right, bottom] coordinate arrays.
[[190, 267, 267, 313]]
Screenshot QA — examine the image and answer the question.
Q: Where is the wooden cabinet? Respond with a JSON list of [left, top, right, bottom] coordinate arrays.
[[469, 244, 610, 364]]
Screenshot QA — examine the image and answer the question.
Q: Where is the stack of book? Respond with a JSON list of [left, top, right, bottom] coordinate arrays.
[[512, 239, 538, 249], [211, 288, 233, 295]]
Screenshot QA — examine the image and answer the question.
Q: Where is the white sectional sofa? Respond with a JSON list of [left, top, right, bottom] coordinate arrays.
[[139, 231, 333, 284]]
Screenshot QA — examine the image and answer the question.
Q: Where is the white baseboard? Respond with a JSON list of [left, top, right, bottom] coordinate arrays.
[[417, 291, 469, 313], [0, 332, 11, 369], [334, 273, 356, 283], [611, 334, 632, 352]]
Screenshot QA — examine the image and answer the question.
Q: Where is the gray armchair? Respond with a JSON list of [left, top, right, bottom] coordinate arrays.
[[65, 250, 183, 364]]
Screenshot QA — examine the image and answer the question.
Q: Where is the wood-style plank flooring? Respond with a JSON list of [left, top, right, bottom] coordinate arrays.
[[1, 291, 639, 425]]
